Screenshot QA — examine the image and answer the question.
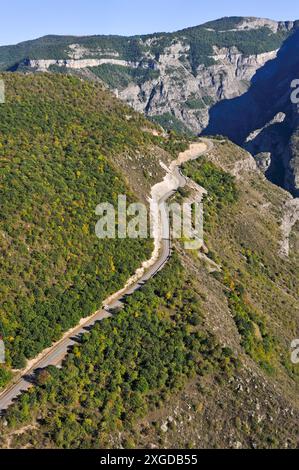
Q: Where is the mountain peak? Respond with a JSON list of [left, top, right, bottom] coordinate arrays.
[[202, 16, 295, 33]]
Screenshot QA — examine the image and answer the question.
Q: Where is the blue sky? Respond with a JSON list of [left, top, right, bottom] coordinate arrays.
[[1, 0, 299, 46]]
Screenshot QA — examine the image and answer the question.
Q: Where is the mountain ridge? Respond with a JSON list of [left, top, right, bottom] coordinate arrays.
[[0, 16, 297, 67], [1, 16, 298, 47], [2, 16, 299, 195]]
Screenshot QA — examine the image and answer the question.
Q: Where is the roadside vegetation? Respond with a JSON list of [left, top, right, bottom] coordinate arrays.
[[0, 256, 238, 448], [151, 113, 193, 136], [183, 158, 238, 231], [183, 152, 299, 379], [0, 73, 177, 384], [0, 74, 298, 449]]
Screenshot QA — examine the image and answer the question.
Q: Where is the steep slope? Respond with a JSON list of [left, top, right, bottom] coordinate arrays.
[[1, 17, 299, 195], [0, 18, 295, 130], [0, 140, 298, 449], [0, 73, 188, 387], [204, 27, 299, 196]]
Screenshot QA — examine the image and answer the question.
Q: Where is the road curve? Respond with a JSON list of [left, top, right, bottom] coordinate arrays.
[[0, 138, 212, 412]]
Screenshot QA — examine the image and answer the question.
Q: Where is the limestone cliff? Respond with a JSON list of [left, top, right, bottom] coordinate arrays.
[[1, 16, 299, 193]]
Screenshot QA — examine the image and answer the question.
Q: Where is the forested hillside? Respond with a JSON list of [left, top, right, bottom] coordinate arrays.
[[1, 139, 299, 449], [0, 257, 239, 448], [2, 18, 299, 196], [0, 73, 183, 385], [0, 18, 294, 72]]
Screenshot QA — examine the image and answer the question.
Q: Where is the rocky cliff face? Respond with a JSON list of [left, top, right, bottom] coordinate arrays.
[[1, 16, 299, 194], [118, 46, 278, 133], [16, 37, 280, 136], [204, 27, 299, 196], [25, 58, 139, 71]]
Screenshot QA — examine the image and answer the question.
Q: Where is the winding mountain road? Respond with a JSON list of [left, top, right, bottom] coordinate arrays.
[[0, 138, 212, 413]]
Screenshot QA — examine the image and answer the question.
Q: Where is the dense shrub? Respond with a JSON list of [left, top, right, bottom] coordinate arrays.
[[0, 73, 157, 372]]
